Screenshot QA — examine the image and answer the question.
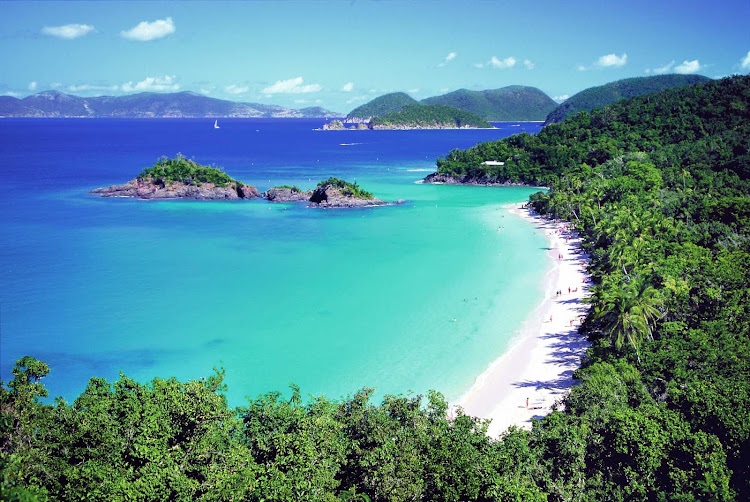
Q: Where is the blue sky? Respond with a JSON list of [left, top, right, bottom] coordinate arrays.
[[1, 0, 748, 113]]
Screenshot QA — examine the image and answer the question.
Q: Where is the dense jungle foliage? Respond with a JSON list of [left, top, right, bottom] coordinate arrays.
[[138, 155, 242, 188], [2, 76, 748, 500], [370, 104, 492, 129]]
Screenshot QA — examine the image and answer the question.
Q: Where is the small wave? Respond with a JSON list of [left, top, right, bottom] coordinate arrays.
[[406, 168, 434, 172], [339, 142, 363, 146]]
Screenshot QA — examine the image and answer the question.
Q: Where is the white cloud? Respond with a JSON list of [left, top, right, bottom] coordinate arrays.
[[341, 82, 354, 92], [489, 56, 517, 69], [440, 87, 450, 93], [523, 59, 535, 69], [596, 53, 627, 67], [200, 87, 213, 95], [674, 59, 701, 74], [261, 76, 322, 94], [68, 84, 119, 93], [224, 84, 249, 95], [368, 88, 377, 94], [42, 23, 95, 39], [473, 63, 485, 69], [646, 60, 675, 75], [740, 51, 750, 71], [28, 81, 37, 91], [51, 82, 62, 89], [1, 91, 22, 97], [437, 52, 457, 67], [577, 64, 587, 71], [553, 95, 569, 102], [121, 17, 175, 41], [121, 75, 179, 92], [294, 99, 308, 104], [408, 88, 420, 94]]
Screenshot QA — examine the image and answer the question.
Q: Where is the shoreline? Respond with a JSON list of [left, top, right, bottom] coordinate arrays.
[[454, 203, 590, 437]]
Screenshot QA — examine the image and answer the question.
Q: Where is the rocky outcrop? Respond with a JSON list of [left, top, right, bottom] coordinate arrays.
[[322, 120, 346, 130], [308, 186, 386, 207], [91, 178, 260, 200], [262, 187, 311, 202], [263, 184, 404, 208], [422, 172, 535, 187]]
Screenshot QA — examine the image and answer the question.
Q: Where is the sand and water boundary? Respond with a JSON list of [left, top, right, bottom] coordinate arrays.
[[455, 203, 591, 437]]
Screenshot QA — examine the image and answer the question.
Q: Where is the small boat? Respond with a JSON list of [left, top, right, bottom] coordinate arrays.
[[214, 120, 220, 129]]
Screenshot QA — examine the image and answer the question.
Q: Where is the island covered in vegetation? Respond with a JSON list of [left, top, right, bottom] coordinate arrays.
[[4, 75, 748, 500], [422, 85, 557, 121], [91, 155, 260, 200], [264, 177, 397, 207], [370, 104, 492, 129]]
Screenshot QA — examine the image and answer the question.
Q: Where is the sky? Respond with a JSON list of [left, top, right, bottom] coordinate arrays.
[[1, 0, 749, 113]]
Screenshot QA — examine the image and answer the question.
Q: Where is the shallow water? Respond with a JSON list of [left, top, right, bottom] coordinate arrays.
[[0, 118, 547, 405]]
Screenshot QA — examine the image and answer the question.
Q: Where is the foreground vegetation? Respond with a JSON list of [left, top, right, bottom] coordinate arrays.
[[2, 76, 748, 500]]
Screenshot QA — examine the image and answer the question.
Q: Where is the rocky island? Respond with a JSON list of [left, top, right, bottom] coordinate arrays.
[[91, 156, 260, 200], [263, 178, 401, 208]]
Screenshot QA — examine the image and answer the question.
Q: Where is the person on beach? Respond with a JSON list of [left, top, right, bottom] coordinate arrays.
[[526, 397, 529, 409]]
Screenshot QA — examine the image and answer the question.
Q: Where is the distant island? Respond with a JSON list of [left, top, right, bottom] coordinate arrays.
[[264, 178, 401, 207], [370, 104, 492, 129], [0, 90, 342, 118], [322, 103, 492, 130], [421, 86, 557, 121], [543, 74, 712, 124], [346, 92, 419, 123], [91, 156, 260, 200], [346, 86, 557, 123]]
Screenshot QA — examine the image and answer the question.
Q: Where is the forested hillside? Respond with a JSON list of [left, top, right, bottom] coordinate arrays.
[[370, 104, 492, 129], [544, 74, 712, 124], [345, 92, 418, 121], [422, 85, 556, 121], [2, 76, 748, 500]]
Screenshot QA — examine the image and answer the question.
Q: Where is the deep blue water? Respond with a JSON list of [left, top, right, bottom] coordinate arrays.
[[0, 118, 545, 404]]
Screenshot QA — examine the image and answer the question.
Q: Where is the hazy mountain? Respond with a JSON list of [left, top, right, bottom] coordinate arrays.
[[544, 74, 713, 124], [0, 90, 342, 118]]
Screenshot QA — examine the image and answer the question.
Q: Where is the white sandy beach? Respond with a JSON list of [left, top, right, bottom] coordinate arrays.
[[455, 203, 591, 437]]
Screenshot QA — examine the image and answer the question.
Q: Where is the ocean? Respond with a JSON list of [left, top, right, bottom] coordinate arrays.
[[0, 118, 547, 406]]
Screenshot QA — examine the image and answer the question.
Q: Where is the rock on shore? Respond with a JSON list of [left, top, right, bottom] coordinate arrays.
[[422, 172, 533, 187], [263, 184, 402, 208]]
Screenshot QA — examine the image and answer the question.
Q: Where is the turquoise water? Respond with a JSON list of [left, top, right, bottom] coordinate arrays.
[[0, 119, 548, 405]]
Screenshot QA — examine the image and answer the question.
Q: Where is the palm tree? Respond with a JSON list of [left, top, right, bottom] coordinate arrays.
[[592, 278, 663, 364]]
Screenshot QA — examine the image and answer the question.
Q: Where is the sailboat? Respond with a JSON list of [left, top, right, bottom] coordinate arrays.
[[214, 120, 220, 129]]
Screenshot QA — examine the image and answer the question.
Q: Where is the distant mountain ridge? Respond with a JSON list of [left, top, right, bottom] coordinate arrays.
[[347, 86, 557, 122], [346, 92, 418, 122], [422, 86, 557, 121], [544, 74, 713, 125], [0, 90, 342, 118]]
